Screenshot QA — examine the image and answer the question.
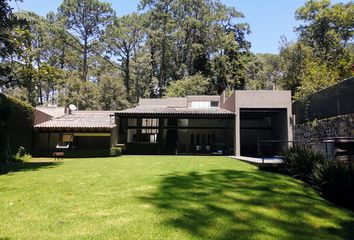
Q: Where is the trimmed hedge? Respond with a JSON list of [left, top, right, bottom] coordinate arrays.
[[0, 94, 34, 161]]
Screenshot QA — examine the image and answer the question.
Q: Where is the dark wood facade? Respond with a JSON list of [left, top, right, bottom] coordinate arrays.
[[116, 113, 235, 155]]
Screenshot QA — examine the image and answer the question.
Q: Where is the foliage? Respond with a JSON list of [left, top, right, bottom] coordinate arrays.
[[57, 72, 99, 110], [294, 58, 338, 100], [110, 147, 122, 156], [104, 13, 145, 98], [279, 0, 354, 99], [98, 74, 129, 110], [165, 73, 211, 97], [1, 0, 252, 107], [281, 145, 354, 210], [140, 0, 251, 96], [0, 0, 27, 90], [16, 146, 26, 158], [295, 0, 354, 63], [312, 160, 354, 209], [245, 53, 281, 90], [58, 0, 115, 81], [14, 146, 32, 162], [281, 145, 327, 182], [0, 94, 34, 162], [1, 0, 353, 107]]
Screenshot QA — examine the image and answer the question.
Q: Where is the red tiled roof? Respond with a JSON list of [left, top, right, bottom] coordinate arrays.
[[34, 111, 116, 130]]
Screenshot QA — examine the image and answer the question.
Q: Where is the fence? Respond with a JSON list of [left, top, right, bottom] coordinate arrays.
[[258, 138, 354, 162], [293, 77, 354, 124]]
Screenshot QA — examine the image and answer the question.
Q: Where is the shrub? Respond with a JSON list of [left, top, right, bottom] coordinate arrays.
[[110, 147, 122, 157], [312, 161, 354, 209], [281, 146, 327, 182], [13, 146, 32, 162], [16, 146, 26, 158]]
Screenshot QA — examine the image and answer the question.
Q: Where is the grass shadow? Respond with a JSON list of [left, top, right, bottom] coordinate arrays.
[[0, 161, 61, 175], [141, 169, 354, 240]]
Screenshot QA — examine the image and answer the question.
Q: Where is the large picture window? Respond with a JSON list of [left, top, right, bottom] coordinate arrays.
[[127, 118, 159, 143]]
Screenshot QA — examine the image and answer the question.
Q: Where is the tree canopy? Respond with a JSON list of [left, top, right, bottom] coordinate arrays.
[[0, 0, 353, 108]]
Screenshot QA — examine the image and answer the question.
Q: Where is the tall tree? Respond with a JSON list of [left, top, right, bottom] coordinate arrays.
[[0, 0, 26, 88], [140, 0, 175, 96], [104, 13, 145, 96], [295, 0, 354, 79], [278, 0, 354, 99], [98, 73, 129, 110], [244, 53, 281, 90], [58, 0, 115, 81], [140, 0, 251, 95], [165, 73, 211, 97]]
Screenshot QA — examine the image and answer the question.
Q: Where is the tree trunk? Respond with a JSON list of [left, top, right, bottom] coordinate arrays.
[[159, 11, 168, 97], [60, 46, 65, 70], [160, 39, 166, 97], [149, 43, 157, 98], [37, 60, 43, 105], [125, 54, 130, 92], [83, 38, 88, 82]]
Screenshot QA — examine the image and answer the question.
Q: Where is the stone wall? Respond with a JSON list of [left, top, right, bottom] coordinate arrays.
[[294, 113, 354, 142]]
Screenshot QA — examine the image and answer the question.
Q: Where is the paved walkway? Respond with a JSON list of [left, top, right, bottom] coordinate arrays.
[[230, 156, 282, 166]]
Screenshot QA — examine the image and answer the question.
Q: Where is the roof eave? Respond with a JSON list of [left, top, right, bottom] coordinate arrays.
[[115, 112, 235, 118]]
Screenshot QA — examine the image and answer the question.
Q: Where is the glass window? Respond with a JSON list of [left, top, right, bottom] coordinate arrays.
[[142, 128, 158, 134], [149, 134, 158, 143], [128, 129, 158, 143], [178, 119, 188, 127], [142, 118, 159, 127], [191, 101, 219, 108], [127, 129, 137, 143], [128, 118, 138, 126], [191, 101, 211, 108], [211, 101, 219, 107]]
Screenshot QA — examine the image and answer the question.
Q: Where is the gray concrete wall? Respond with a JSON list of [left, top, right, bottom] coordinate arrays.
[[220, 92, 236, 112], [34, 110, 53, 125], [229, 90, 293, 156]]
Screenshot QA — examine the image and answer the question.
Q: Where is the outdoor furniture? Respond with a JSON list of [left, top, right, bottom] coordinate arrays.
[[53, 152, 64, 160], [195, 145, 201, 154], [333, 137, 354, 163]]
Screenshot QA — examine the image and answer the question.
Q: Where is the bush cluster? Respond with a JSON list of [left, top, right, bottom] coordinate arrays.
[[312, 161, 354, 208], [281, 146, 354, 210], [110, 147, 122, 157], [281, 146, 327, 182], [13, 146, 32, 162]]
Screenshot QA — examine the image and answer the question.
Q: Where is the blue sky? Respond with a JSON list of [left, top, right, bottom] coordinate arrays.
[[10, 0, 351, 54]]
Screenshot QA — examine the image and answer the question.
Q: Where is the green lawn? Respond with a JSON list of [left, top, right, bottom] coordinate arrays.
[[0, 156, 353, 240]]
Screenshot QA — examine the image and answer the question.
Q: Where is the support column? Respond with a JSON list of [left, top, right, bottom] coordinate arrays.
[[157, 118, 164, 154], [235, 108, 241, 156]]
